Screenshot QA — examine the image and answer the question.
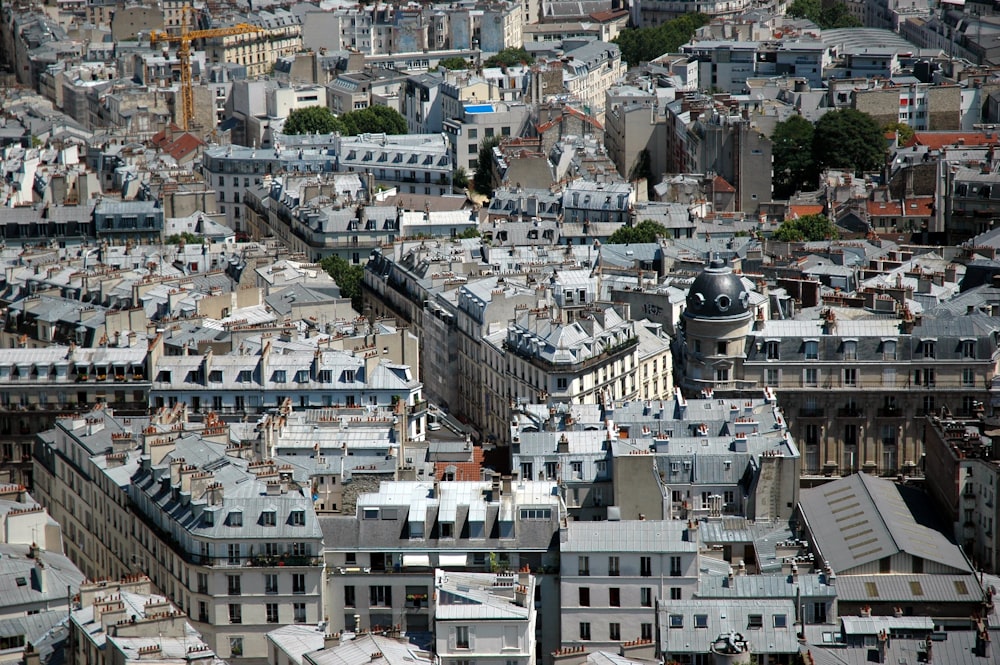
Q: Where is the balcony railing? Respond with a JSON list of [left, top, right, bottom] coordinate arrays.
[[837, 407, 864, 417], [877, 406, 903, 418]]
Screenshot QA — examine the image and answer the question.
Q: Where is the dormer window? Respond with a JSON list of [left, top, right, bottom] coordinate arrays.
[[290, 510, 305, 526], [227, 511, 243, 527], [261, 511, 276, 527], [765, 341, 779, 360]]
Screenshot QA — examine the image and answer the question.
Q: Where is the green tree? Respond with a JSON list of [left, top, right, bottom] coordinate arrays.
[[457, 227, 480, 239], [771, 115, 816, 199], [439, 56, 471, 71], [788, 0, 860, 28], [282, 106, 345, 135], [772, 213, 839, 242], [483, 47, 534, 68], [452, 166, 469, 189], [812, 108, 886, 174], [607, 220, 669, 244], [474, 136, 500, 197], [166, 232, 203, 244], [319, 254, 364, 311], [612, 13, 710, 66], [884, 121, 915, 145], [340, 105, 408, 135]]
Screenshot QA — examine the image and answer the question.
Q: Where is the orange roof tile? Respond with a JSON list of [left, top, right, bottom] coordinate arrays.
[[866, 197, 933, 217], [712, 175, 736, 193], [789, 204, 824, 218], [906, 132, 1000, 150], [433, 444, 485, 482]]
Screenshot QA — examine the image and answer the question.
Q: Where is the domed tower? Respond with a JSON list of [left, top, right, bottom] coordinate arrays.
[[679, 258, 753, 394]]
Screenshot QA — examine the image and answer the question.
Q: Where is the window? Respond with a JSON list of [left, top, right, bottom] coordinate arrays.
[[640, 556, 652, 577], [748, 614, 763, 629], [766, 368, 779, 385], [455, 626, 470, 649], [290, 510, 306, 526], [843, 368, 857, 386], [717, 341, 727, 355], [227, 543, 240, 565], [294, 603, 306, 624], [579, 623, 591, 641], [227, 511, 242, 527], [774, 614, 788, 628], [641, 623, 653, 640], [962, 340, 976, 358], [199, 601, 208, 623], [695, 614, 708, 628], [670, 556, 682, 576], [229, 637, 243, 658], [609, 623, 621, 641], [608, 556, 620, 576], [609, 588, 620, 606], [883, 340, 897, 360], [293, 573, 305, 594], [963, 368, 975, 387], [922, 341, 936, 359], [765, 340, 780, 360], [578, 556, 590, 576], [923, 395, 935, 416], [272, 370, 286, 383], [669, 615, 683, 629], [227, 575, 241, 596], [843, 340, 857, 360], [265, 574, 278, 594], [579, 587, 590, 606], [804, 340, 818, 359], [266, 603, 279, 624], [670, 587, 682, 600], [370, 586, 391, 607], [261, 511, 276, 527], [228, 604, 242, 624], [345, 586, 355, 607], [805, 368, 818, 386]]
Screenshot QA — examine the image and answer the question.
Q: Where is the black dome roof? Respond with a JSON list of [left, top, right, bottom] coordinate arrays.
[[684, 258, 750, 320]]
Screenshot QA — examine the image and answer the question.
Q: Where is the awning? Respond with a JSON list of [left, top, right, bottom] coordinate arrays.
[[438, 554, 467, 567], [402, 554, 430, 567]]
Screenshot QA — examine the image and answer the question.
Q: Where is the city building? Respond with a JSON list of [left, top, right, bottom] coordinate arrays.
[[435, 568, 537, 665], [559, 520, 697, 650]]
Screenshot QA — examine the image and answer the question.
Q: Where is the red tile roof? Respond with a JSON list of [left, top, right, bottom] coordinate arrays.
[[433, 444, 485, 482], [712, 175, 736, 193], [906, 132, 1000, 150], [151, 125, 205, 161], [866, 197, 933, 217], [788, 204, 824, 219], [588, 9, 628, 21]]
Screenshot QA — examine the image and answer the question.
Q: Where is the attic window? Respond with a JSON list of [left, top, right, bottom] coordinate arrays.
[[290, 510, 306, 526], [15, 577, 26, 587], [261, 511, 276, 527], [747, 614, 763, 629], [227, 511, 243, 527]]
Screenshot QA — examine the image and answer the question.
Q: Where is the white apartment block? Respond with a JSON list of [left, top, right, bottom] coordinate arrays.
[[559, 520, 699, 651], [321, 478, 564, 657], [435, 569, 537, 665], [557, 42, 626, 119], [334, 133, 453, 197]]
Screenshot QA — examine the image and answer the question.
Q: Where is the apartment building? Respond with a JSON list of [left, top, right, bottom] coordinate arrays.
[[555, 41, 627, 119], [0, 484, 84, 663], [630, 0, 753, 26], [129, 429, 324, 662], [205, 9, 303, 79], [243, 175, 394, 263], [0, 343, 148, 488], [321, 478, 563, 657], [71, 577, 220, 665], [201, 139, 337, 230], [560, 520, 698, 650], [442, 101, 532, 172], [335, 133, 453, 197], [924, 417, 1000, 573], [435, 569, 537, 665], [147, 335, 427, 441]]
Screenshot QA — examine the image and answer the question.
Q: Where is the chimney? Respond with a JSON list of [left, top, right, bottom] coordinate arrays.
[[324, 632, 341, 649], [924, 636, 932, 663], [877, 630, 888, 663], [976, 627, 991, 658], [557, 433, 569, 454]]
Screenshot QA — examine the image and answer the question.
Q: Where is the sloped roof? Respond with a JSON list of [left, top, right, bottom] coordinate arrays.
[[799, 473, 971, 575]]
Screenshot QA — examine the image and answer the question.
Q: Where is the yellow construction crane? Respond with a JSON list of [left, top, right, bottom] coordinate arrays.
[[150, 14, 261, 131]]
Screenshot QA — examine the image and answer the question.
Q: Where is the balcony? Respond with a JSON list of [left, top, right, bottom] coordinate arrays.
[[837, 406, 864, 418], [799, 408, 824, 418], [877, 406, 903, 418]]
